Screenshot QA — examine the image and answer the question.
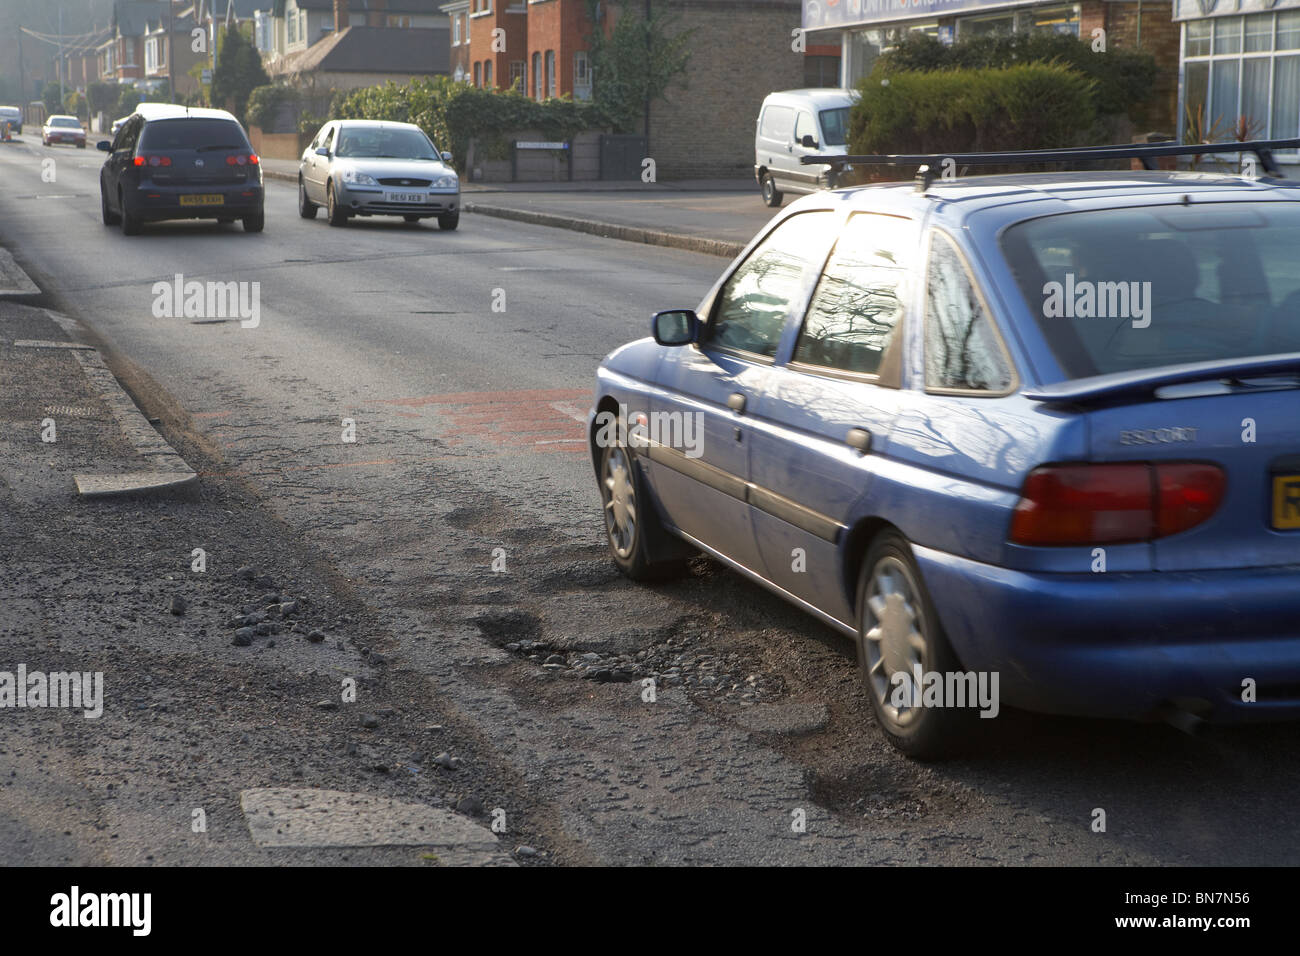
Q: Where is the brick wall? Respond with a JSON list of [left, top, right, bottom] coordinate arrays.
[[649, 0, 804, 179], [469, 9, 527, 88], [1079, 1, 1178, 132], [526, 0, 593, 98]]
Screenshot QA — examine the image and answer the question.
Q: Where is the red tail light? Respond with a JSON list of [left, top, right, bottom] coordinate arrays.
[[226, 154, 258, 166], [135, 155, 171, 167], [249, 153, 259, 165], [1010, 463, 1224, 546]]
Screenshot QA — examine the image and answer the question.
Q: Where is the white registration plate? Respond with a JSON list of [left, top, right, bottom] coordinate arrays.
[[384, 191, 423, 203]]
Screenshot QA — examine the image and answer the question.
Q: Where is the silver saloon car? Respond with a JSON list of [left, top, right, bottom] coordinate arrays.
[[299, 119, 460, 230]]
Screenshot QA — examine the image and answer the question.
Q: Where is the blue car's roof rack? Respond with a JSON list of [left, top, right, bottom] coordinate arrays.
[[803, 138, 1300, 190]]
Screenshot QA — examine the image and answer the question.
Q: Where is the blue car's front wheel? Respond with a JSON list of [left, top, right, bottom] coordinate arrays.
[[598, 441, 689, 581]]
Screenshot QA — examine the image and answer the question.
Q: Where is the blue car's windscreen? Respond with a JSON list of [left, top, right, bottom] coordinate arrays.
[[1000, 201, 1300, 378]]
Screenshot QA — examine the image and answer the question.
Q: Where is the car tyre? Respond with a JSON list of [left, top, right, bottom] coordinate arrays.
[[437, 211, 459, 231], [326, 180, 348, 227], [119, 191, 141, 236], [299, 178, 318, 219], [854, 530, 977, 759], [760, 172, 783, 208], [243, 207, 265, 233], [597, 438, 690, 581], [101, 186, 120, 226]]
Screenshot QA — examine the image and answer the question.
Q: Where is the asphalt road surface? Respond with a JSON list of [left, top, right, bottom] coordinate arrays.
[[3, 134, 1299, 866]]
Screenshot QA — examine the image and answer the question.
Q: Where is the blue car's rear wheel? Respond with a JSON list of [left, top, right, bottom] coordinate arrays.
[[855, 531, 975, 759], [598, 441, 689, 581]]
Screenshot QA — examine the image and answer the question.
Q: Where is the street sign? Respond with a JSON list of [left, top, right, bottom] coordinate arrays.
[[201, 69, 212, 84]]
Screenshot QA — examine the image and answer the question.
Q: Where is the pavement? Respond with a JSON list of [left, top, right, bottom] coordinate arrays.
[[259, 156, 771, 257]]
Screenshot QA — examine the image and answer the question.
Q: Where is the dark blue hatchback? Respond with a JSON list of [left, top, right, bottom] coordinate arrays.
[[589, 148, 1300, 757]]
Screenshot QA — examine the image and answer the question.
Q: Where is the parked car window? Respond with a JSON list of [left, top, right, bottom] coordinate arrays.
[[321, 125, 335, 151], [794, 213, 915, 376], [709, 211, 833, 358], [819, 107, 850, 146], [794, 111, 816, 145], [760, 105, 794, 141], [925, 231, 1014, 392], [50, 117, 81, 128], [1000, 202, 1300, 376]]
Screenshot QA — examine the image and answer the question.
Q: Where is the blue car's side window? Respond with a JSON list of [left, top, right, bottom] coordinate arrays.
[[924, 231, 1016, 395], [792, 212, 915, 379], [708, 211, 833, 358]]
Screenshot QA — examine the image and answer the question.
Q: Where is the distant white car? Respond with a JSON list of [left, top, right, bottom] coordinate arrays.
[[42, 114, 86, 148]]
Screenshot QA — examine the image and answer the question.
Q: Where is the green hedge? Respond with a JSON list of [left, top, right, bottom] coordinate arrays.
[[331, 77, 609, 171], [850, 64, 1096, 164], [877, 32, 1157, 120]]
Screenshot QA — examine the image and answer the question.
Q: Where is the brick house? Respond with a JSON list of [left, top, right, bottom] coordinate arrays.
[[268, 0, 443, 62], [267, 1, 450, 90], [440, 0, 473, 81]]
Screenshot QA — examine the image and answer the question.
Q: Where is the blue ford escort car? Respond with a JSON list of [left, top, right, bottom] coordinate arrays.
[[589, 140, 1300, 757]]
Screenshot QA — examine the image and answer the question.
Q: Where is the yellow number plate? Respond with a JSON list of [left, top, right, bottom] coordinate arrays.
[[1271, 474, 1300, 529], [180, 194, 223, 206]]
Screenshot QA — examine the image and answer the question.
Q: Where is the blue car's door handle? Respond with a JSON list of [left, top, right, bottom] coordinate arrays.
[[846, 427, 872, 454], [727, 392, 747, 414]]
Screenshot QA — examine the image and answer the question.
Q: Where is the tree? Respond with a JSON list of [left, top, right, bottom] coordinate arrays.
[[211, 24, 269, 123], [585, 1, 691, 134], [87, 80, 116, 117], [42, 81, 63, 116], [115, 87, 140, 118]]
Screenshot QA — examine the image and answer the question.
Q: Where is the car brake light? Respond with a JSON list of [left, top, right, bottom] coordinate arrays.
[[1156, 463, 1225, 537], [1009, 463, 1224, 546], [133, 156, 145, 166], [249, 153, 259, 165], [226, 154, 256, 166], [136, 155, 171, 167]]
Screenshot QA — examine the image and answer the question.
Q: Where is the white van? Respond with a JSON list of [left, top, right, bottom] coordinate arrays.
[[754, 89, 857, 207]]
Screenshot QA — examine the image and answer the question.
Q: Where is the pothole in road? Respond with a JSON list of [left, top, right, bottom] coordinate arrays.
[[479, 611, 787, 704], [808, 763, 972, 822]]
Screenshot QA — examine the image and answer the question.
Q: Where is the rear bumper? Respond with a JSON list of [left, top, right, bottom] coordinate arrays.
[[914, 544, 1300, 721], [336, 183, 458, 218], [128, 182, 263, 221]]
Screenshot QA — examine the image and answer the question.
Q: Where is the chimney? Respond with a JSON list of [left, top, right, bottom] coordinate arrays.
[[369, 0, 388, 27], [334, 0, 349, 32]]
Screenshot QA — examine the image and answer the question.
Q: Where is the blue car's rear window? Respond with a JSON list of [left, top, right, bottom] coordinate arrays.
[[1000, 202, 1300, 378]]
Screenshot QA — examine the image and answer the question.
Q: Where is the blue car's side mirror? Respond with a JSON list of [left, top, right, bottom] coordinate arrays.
[[315, 146, 330, 157], [96, 140, 111, 152], [652, 309, 699, 346]]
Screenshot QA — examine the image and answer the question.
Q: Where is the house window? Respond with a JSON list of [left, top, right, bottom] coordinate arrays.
[[546, 50, 556, 97], [452, 16, 461, 45], [474, 61, 482, 86], [145, 39, 156, 71], [289, 11, 299, 44], [387, 15, 413, 27], [484, 60, 493, 87], [1181, 12, 1300, 149], [510, 60, 525, 92], [573, 51, 590, 100], [531, 51, 541, 99]]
